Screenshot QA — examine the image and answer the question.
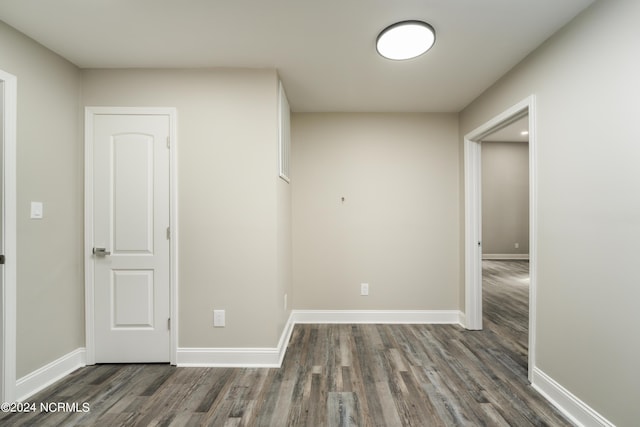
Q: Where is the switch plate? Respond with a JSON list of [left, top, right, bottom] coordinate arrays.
[[30, 202, 44, 219], [213, 310, 225, 327], [361, 283, 369, 296]]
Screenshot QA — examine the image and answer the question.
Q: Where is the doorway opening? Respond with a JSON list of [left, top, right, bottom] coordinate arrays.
[[464, 95, 537, 381], [0, 69, 18, 402]]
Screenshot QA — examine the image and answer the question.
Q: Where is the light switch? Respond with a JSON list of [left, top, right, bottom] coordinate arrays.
[[30, 202, 43, 219]]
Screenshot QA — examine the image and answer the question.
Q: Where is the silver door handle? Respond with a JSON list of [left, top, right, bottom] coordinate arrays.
[[93, 247, 111, 256]]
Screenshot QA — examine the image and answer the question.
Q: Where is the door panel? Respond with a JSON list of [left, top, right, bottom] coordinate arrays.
[[112, 270, 154, 328], [112, 133, 154, 254], [92, 114, 170, 363]]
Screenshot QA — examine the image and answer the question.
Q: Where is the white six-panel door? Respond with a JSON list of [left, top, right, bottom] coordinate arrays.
[[90, 112, 171, 363]]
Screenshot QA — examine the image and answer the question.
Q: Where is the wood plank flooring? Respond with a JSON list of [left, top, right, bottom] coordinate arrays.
[[1, 260, 572, 426]]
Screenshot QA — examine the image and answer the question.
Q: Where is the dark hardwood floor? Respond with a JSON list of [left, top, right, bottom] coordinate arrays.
[[1, 260, 572, 426]]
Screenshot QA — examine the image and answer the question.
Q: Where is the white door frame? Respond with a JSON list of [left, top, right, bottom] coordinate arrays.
[[84, 107, 179, 365], [0, 70, 18, 402], [463, 95, 537, 381]]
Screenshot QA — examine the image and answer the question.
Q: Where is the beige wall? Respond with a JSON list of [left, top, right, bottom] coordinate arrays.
[[292, 113, 459, 310], [460, 1, 640, 424], [83, 68, 290, 348], [276, 177, 292, 332], [0, 21, 84, 377], [276, 85, 293, 336], [481, 141, 529, 255]]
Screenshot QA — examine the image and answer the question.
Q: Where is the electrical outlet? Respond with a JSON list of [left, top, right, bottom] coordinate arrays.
[[30, 201, 44, 219], [360, 283, 369, 296], [213, 309, 225, 327], [514, 242, 520, 249]]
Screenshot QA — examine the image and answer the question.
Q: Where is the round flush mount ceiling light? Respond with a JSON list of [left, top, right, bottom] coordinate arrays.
[[376, 20, 436, 61]]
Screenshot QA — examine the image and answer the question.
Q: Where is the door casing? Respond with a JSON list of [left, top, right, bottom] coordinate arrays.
[[84, 106, 178, 365], [0, 70, 18, 402], [463, 95, 537, 382]]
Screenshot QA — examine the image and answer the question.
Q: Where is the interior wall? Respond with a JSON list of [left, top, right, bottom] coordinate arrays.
[[276, 175, 292, 332], [292, 113, 459, 310], [276, 82, 293, 336], [83, 68, 288, 348], [459, 1, 640, 424], [481, 141, 529, 256], [0, 21, 84, 378]]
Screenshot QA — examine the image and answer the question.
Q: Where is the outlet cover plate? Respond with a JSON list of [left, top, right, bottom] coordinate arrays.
[[30, 201, 44, 219], [213, 309, 225, 327], [361, 283, 369, 296]]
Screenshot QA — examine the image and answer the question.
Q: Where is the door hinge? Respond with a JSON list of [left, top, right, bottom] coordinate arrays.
[[167, 137, 170, 149], [168, 318, 171, 330], [0, 254, 5, 265], [166, 227, 170, 240]]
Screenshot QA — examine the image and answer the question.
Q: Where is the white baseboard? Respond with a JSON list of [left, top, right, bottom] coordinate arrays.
[[482, 253, 530, 260], [458, 311, 467, 329], [177, 312, 295, 368], [16, 348, 86, 402], [291, 309, 463, 325], [177, 310, 462, 367], [532, 367, 614, 427], [177, 347, 284, 368]]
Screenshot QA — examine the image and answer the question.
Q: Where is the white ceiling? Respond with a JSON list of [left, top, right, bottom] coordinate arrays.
[[0, 0, 595, 112]]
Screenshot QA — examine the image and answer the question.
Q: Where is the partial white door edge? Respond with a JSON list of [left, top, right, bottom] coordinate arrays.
[[84, 106, 179, 365], [463, 95, 537, 382], [463, 137, 482, 330], [0, 70, 17, 402]]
